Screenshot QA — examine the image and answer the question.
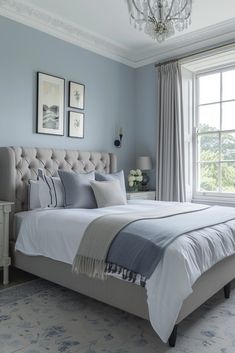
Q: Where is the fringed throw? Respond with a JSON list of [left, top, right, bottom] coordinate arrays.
[[73, 255, 146, 287], [105, 263, 146, 287], [72, 204, 211, 287], [73, 256, 107, 280]]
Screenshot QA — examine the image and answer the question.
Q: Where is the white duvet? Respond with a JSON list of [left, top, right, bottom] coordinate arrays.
[[15, 200, 235, 342]]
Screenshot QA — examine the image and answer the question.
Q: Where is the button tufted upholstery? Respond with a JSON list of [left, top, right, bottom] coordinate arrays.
[[0, 147, 117, 239]]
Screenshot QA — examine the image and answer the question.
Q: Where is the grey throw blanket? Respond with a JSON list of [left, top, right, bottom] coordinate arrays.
[[73, 204, 206, 278], [73, 204, 235, 287], [107, 205, 235, 286]]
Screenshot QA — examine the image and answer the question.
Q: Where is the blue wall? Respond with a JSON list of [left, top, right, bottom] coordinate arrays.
[[135, 64, 157, 189], [0, 16, 136, 174]]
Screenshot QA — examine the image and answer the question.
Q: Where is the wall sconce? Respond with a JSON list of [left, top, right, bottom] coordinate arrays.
[[114, 128, 123, 148]]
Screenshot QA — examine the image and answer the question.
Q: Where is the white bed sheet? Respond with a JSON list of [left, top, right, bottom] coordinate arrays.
[[15, 200, 235, 342]]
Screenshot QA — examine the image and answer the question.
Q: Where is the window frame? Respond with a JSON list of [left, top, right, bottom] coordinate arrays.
[[193, 64, 235, 203]]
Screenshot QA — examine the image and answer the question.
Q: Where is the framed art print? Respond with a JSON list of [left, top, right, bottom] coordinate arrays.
[[37, 72, 65, 135], [68, 111, 84, 138], [69, 81, 85, 110]]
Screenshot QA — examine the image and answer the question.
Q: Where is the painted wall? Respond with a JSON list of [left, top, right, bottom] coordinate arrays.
[[135, 64, 157, 189], [0, 16, 136, 174]]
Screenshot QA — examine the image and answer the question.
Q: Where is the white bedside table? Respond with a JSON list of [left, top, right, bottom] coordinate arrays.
[[0, 201, 13, 285], [126, 190, 156, 201]]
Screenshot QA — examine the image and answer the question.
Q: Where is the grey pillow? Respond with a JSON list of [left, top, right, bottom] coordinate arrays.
[[90, 180, 127, 208], [58, 170, 97, 209], [38, 169, 64, 208], [95, 170, 126, 196]]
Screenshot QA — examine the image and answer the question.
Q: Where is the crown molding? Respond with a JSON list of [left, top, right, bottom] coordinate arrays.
[[133, 19, 235, 67], [0, 0, 234, 68], [0, 0, 137, 67]]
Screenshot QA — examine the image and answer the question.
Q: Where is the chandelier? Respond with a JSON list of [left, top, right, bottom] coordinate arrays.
[[126, 0, 193, 42]]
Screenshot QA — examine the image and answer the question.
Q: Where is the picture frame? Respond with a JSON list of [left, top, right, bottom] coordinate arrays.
[[68, 81, 85, 110], [68, 111, 84, 138], [37, 72, 65, 136]]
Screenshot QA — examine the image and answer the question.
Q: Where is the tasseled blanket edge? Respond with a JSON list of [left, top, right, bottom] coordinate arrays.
[[105, 262, 146, 287], [72, 255, 107, 280], [73, 255, 146, 287]]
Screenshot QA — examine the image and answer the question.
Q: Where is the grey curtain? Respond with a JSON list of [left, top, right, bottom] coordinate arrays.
[[156, 62, 186, 202]]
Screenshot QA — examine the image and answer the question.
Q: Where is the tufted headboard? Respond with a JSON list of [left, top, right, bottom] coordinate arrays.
[[0, 147, 117, 236]]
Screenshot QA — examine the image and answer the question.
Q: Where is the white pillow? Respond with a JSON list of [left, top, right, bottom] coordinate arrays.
[[90, 180, 127, 208], [95, 170, 126, 195], [38, 169, 64, 208], [28, 179, 41, 210]]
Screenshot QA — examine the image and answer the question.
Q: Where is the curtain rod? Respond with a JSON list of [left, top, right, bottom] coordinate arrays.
[[154, 41, 235, 68]]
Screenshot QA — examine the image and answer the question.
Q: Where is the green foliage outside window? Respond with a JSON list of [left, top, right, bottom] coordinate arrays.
[[198, 124, 235, 192]]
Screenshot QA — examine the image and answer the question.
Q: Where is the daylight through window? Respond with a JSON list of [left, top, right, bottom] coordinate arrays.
[[196, 67, 235, 194]]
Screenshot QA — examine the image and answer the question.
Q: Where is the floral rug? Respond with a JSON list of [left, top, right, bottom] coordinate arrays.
[[1, 279, 235, 353]]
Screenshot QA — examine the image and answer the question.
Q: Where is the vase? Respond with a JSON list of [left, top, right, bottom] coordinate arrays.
[[132, 182, 139, 192]]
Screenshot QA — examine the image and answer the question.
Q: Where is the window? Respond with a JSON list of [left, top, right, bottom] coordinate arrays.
[[195, 66, 235, 197]]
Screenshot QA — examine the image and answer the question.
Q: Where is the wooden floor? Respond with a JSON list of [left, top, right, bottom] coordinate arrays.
[[0, 266, 37, 290]]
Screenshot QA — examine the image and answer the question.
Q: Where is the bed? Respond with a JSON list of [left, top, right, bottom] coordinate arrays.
[[0, 146, 235, 348]]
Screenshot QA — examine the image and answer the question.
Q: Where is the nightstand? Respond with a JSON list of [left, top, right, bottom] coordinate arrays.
[[0, 201, 13, 285], [126, 190, 156, 201]]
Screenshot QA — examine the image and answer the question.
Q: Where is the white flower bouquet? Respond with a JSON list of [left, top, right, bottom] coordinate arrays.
[[128, 169, 143, 191]]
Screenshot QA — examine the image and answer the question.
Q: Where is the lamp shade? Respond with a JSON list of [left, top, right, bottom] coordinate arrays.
[[137, 156, 152, 171]]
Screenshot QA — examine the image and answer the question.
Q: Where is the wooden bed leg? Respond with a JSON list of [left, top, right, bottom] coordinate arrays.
[[168, 325, 178, 347], [224, 282, 231, 299]]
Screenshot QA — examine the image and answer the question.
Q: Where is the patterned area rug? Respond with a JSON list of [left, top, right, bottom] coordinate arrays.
[[1, 279, 235, 353]]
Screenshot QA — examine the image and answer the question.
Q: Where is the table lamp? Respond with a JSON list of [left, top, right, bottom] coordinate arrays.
[[137, 156, 152, 191]]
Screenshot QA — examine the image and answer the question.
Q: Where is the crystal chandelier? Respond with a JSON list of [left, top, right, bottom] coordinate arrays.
[[126, 0, 193, 42]]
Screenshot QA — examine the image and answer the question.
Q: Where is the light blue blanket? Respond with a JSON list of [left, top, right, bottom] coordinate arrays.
[[106, 206, 235, 286]]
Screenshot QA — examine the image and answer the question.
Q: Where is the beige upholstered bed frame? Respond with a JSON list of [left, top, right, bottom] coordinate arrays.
[[0, 146, 234, 346]]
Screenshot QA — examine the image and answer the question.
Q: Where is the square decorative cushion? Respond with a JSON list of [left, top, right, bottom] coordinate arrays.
[[95, 170, 126, 196], [58, 170, 97, 209], [38, 169, 64, 208], [90, 180, 127, 208], [28, 179, 41, 210]]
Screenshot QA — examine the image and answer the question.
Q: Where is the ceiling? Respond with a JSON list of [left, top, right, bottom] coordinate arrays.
[[0, 0, 235, 67]]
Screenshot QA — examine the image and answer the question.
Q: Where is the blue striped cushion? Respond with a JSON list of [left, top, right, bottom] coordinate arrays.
[[38, 169, 64, 208]]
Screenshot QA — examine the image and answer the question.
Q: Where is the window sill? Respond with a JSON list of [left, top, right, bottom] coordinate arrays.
[[192, 196, 235, 207]]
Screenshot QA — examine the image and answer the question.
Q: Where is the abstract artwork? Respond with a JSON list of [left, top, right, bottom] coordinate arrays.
[[37, 72, 65, 135]]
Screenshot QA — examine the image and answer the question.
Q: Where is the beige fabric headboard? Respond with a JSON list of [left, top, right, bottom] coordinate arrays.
[[0, 147, 117, 235]]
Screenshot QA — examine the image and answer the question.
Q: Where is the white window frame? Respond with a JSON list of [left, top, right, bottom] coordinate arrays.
[[193, 64, 235, 204]]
